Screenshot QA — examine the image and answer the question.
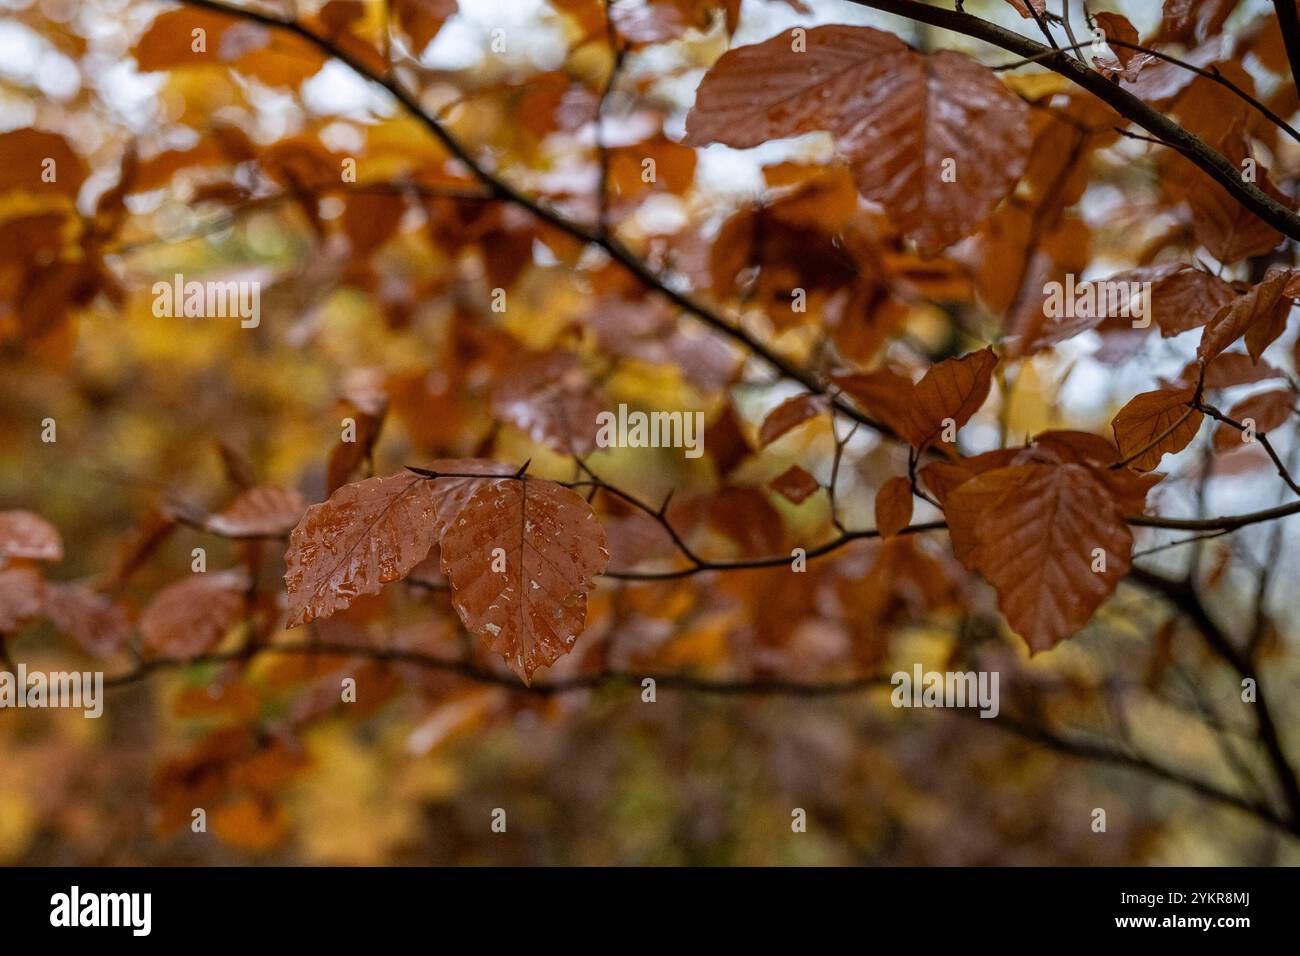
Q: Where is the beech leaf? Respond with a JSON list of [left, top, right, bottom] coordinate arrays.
[[284, 473, 440, 627], [45, 582, 131, 657], [140, 569, 250, 659], [439, 478, 609, 683], [1214, 390, 1296, 451], [206, 486, 307, 538], [1112, 387, 1203, 472], [770, 465, 820, 504], [685, 26, 1029, 256], [1199, 269, 1295, 364], [874, 476, 914, 538], [947, 462, 1132, 652], [0, 567, 43, 633], [907, 347, 998, 450], [0, 509, 63, 561]]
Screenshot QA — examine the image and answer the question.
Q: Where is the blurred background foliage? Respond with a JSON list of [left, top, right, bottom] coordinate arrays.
[[1, 0, 1299, 864]]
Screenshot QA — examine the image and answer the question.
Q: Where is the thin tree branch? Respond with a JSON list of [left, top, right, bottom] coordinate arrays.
[[1194, 398, 1300, 496], [1128, 565, 1300, 825], [84, 636, 1297, 835], [995, 38, 1300, 145]]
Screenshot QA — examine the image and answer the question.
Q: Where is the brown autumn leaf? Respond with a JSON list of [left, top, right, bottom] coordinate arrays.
[[1031, 430, 1124, 466], [1112, 387, 1203, 472], [134, 8, 326, 86], [0, 129, 88, 200], [947, 462, 1132, 652], [1158, 0, 1235, 44], [1174, 127, 1292, 264], [490, 350, 604, 454], [0, 567, 43, 633], [140, 569, 251, 659], [211, 796, 290, 852], [1003, 0, 1046, 16], [684, 26, 1029, 256], [706, 486, 785, 556], [341, 191, 406, 256], [0, 509, 64, 561], [1030, 432, 1162, 514], [1094, 13, 1141, 64], [758, 393, 828, 446], [1214, 389, 1296, 451], [44, 581, 132, 657], [830, 367, 917, 441], [770, 465, 820, 504], [325, 374, 389, 494], [393, 0, 458, 55], [1112, 265, 1238, 337], [918, 448, 1020, 508], [439, 477, 609, 682], [874, 476, 914, 538], [1198, 269, 1295, 364], [906, 347, 998, 450], [411, 458, 515, 534], [610, 1, 689, 46], [206, 486, 308, 538], [1092, 12, 1155, 81], [284, 473, 440, 627], [1180, 351, 1284, 389]]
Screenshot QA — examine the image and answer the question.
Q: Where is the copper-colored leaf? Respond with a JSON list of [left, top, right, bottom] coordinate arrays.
[[1112, 387, 1203, 472], [907, 347, 998, 450], [830, 367, 917, 441], [134, 8, 325, 85], [758, 393, 828, 446], [1116, 265, 1238, 337], [918, 449, 1017, 509], [874, 476, 914, 538], [684, 27, 1029, 255], [206, 487, 307, 538], [439, 478, 609, 682], [1004, 0, 1046, 15], [947, 462, 1132, 652], [325, 371, 389, 494], [0, 567, 43, 633], [490, 351, 603, 454], [1181, 351, 1284, 389], [1158, 0, 1235, 44], [415, 458, 516, 534], [1094, 12, 1140, 64], [1032, 431, 1161, 514], [0, 129, 88, 200], [140, 569, 250, 659], [1214, 389, 1296, 451], [1176, 128, 1291, 264], [393, 0, 457, 54], [0, 510, 63, 561], [1092, 12, 1154, 80], [284, 473, 440, 627], [770, 465, 820, 504], [1198, 269, 1294, 364], [44, 581, 131, 657]]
